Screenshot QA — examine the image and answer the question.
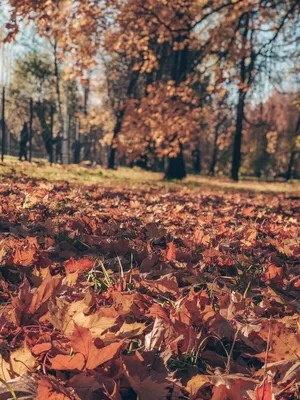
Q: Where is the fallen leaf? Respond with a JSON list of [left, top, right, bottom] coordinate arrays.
[[255, 379, 274, 400], [50, 353, 86, 371], [186, 375, 210, 399], [0, 343, 35, 380], [166, 242, 176, 260], [31, 343, 52, 355]]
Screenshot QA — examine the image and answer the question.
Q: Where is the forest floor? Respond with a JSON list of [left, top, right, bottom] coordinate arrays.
[[1, 156, 300, 193], [0, 159, 299, 400]]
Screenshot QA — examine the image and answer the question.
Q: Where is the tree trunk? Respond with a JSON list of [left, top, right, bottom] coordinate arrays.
[[286, 150, 295, 181], [53, 41, 64, 137], [231, 89, 245, 181], [231, 14, 251, 182], [165, 40, 189, 180], [193, 148, 201, 174], [108, 110, 124, 169], [35, 102, 52, 158], [286, 116, 300, 180], [165, 144, 186, 180], [209, 135, 218, 177]]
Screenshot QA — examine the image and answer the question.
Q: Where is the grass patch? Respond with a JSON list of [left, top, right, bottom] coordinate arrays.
[[0, 157, 299, 194]]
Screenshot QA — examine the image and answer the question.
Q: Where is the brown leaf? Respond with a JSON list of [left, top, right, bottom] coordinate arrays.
[[50, 353, 86, 371], [64, 257, 94, 274], [37, 377, 72, 400], [68, 325, 124, 370], [0, 343, 35, 380], [255, 379, 274, 400], [256, 320, 300, 362], [85, 340, 124, 370], [142, 274, 179, 296], [13, 245, 38, 267], [122, 353, 172, 400], [28, 277, 62, 315], [186, 375, 210, 399], [165, 241, 176, 260], [31, 343, 52, 355]]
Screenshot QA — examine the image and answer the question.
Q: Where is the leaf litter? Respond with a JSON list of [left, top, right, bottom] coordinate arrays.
[[0, 176, 299, 399]]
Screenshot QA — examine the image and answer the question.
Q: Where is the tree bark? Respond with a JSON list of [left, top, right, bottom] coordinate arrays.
[[209, 121, 223, 176], [165, 40, 189, 180], [108, 109, 125, 169], [231, 88, 246, 181], [35, 101, 52, 159], [53, 41, 64, 137], [165, 144, 186, 180], [193, 148, 201, 174], [286, 116, 300, 180], [231, 14, 250, 182]]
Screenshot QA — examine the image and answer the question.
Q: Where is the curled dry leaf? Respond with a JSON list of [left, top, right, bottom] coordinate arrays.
[[0, 343, 35, 381], [145, 317, 165, 351]]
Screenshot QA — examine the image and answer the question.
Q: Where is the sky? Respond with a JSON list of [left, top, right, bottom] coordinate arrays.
[[0, 1, 48, 86]]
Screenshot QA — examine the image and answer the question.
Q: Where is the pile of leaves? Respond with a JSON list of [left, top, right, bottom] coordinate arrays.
[[0, 175, 299, 400]]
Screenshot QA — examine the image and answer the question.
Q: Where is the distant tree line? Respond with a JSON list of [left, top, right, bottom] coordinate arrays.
[[2, 0, 300, 180]]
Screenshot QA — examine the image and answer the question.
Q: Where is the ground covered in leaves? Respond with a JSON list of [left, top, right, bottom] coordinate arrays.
[[0, 169, 299, 399]]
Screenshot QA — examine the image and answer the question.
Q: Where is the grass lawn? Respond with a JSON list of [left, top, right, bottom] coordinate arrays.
[[1, 156, 299, 194]]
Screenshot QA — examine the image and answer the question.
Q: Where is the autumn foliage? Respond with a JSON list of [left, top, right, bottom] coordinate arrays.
[[0, 172, 299, 399], [4, 0, 300, 180]]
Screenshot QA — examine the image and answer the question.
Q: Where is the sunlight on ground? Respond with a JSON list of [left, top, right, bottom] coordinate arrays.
[[0, 157, 299, 194]]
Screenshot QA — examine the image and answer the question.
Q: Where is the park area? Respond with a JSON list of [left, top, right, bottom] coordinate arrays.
[[0, 159, 299, 399], [1, 0, 300, 399]]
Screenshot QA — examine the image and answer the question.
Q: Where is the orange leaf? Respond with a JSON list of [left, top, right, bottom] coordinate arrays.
[[86, 340, 124, 370], [166, 242, 176, 260], [36, 378, 72, 399], [255, 380, 274, 400], [28, 277, 62, 315], [70, 324, 92, 359], [13, 246, 38, 266], [264, 263, 284, 285], [50, 353, 85, 371], [32, 343, 52, 355], [70, 325, 124, 370], [64, 257, 94, 274]]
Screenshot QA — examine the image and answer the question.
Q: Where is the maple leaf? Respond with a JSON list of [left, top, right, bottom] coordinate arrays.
[[64, 257, 95, 274], [49, 297, 118, 337], [13, 245, 38, 267], [256, 320, 300, 362], [51, 325, 124, 371], [36, 378, 73, 400], [122, 352, 174, 400], [50, 353, 86, 371], [202, 247, 223, 261], [264, 263, 284, 286]]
